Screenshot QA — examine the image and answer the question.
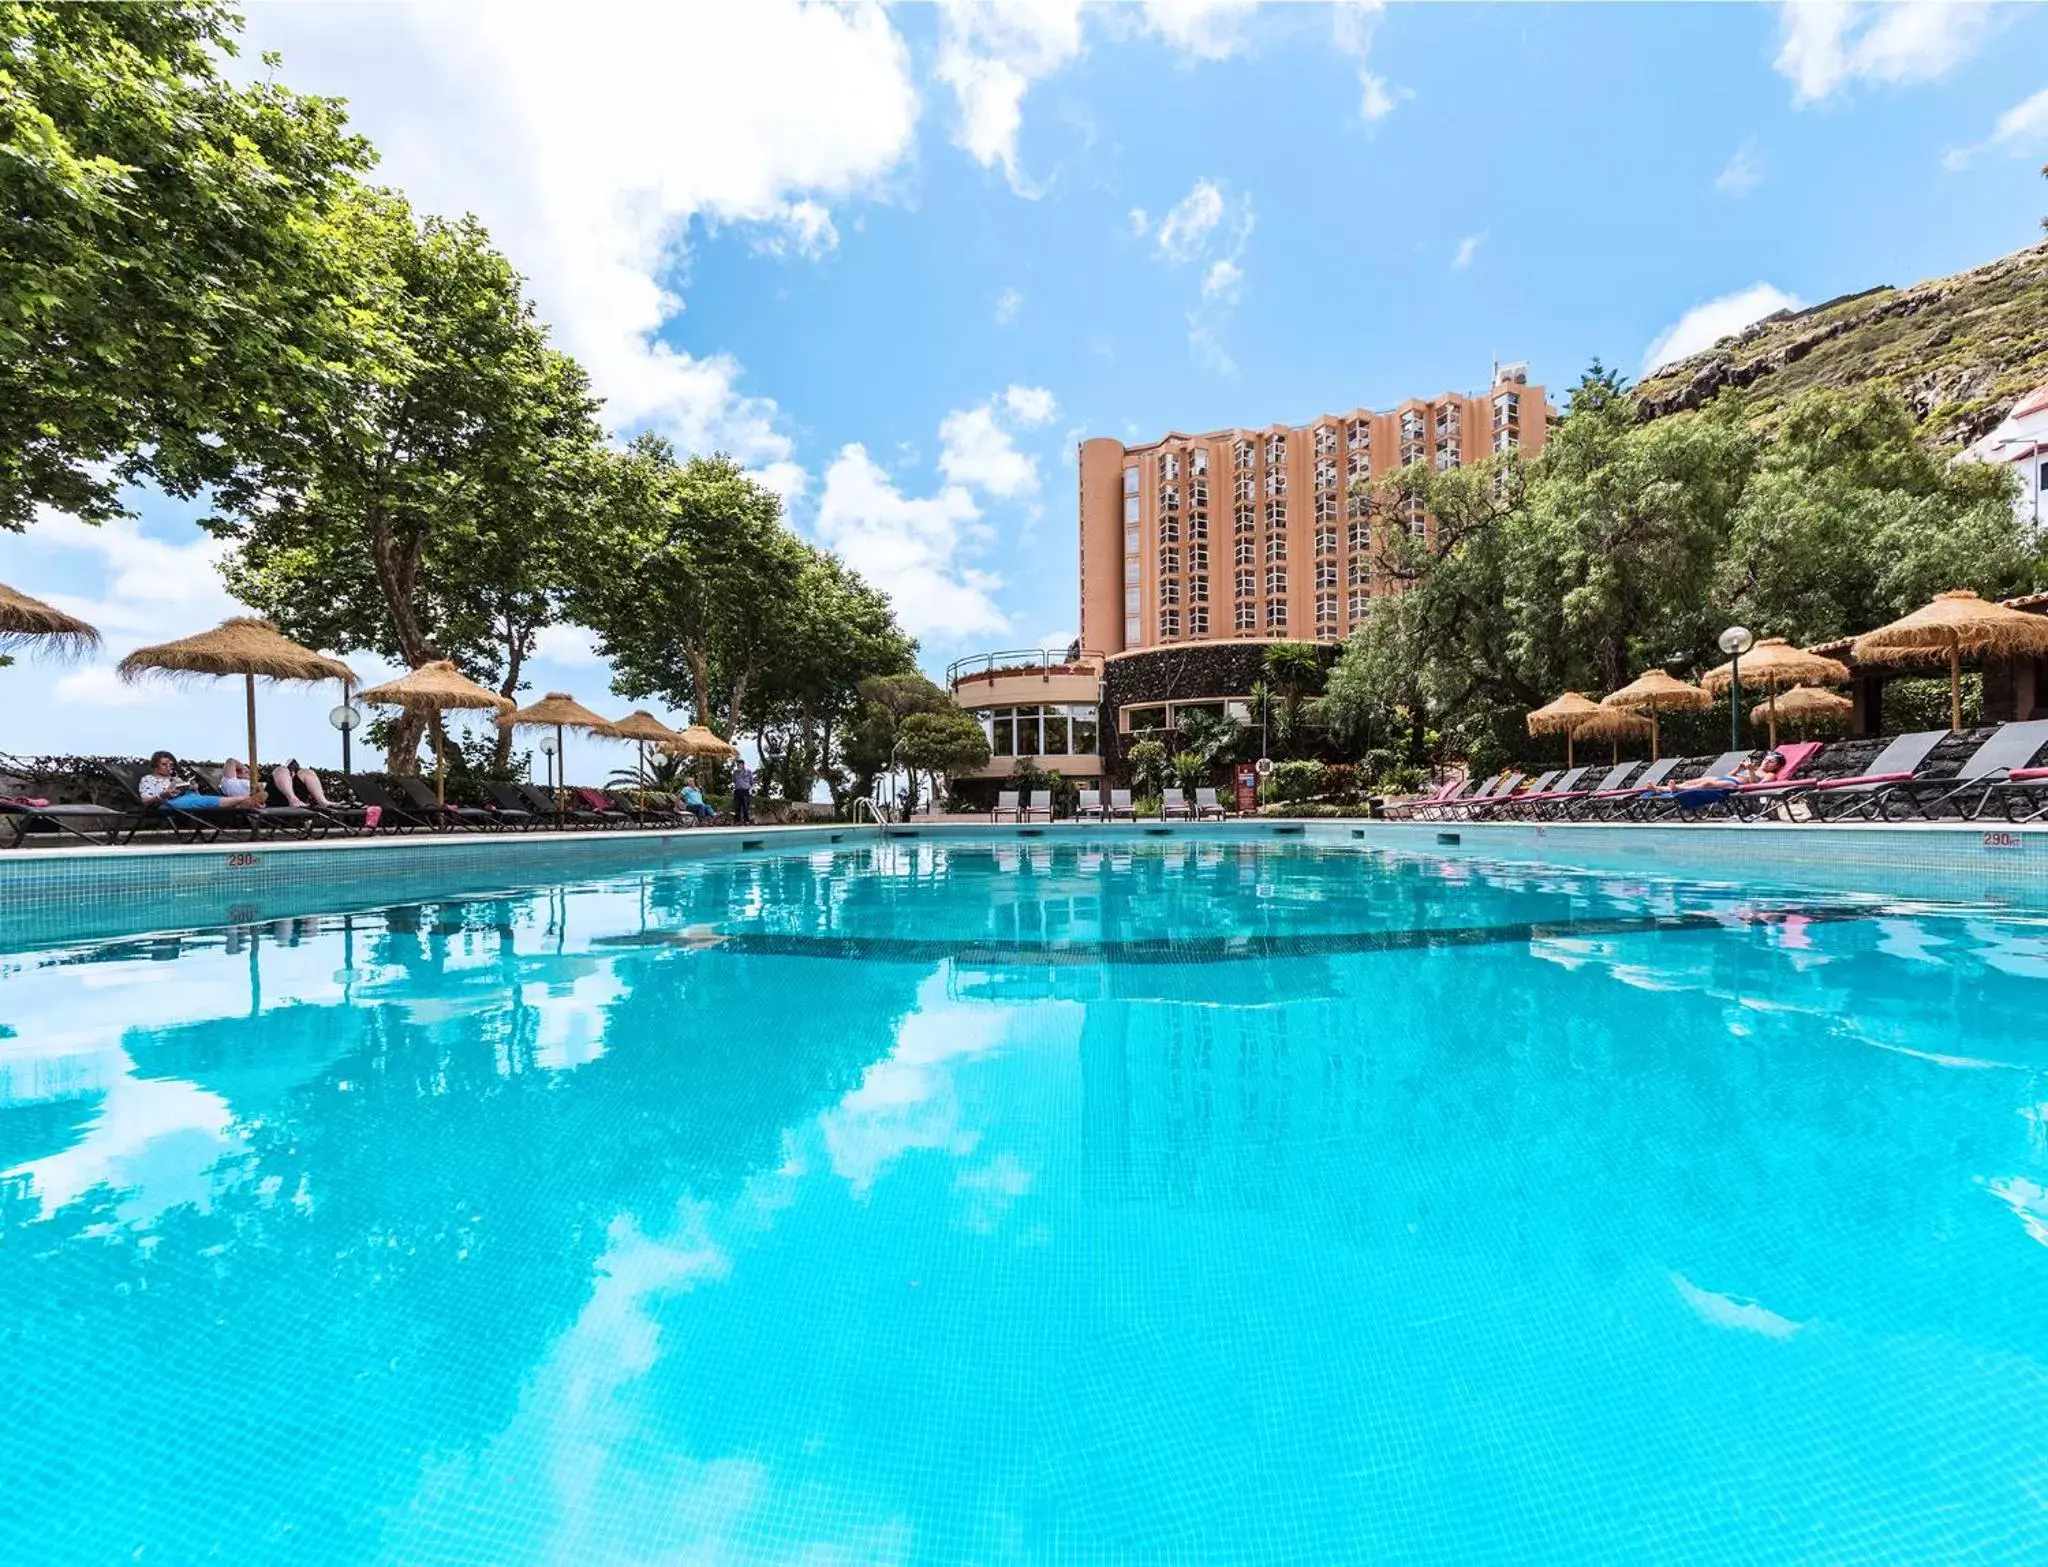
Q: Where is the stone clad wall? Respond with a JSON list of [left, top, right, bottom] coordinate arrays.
[[1099, 641, 1339, 781]]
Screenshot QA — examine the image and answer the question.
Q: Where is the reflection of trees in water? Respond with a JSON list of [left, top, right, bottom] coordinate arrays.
[[1082, 904, 2048, 1354], [0, 894, 921, 1565]]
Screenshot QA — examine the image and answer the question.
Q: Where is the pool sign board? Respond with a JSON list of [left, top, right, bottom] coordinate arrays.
[[1236, 765, 1261, 814]]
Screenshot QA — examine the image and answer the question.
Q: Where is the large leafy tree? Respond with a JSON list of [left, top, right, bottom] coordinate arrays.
[[0, 1, 371, 528], [895, 708, 991, 814], [211, 187, 607, 769]]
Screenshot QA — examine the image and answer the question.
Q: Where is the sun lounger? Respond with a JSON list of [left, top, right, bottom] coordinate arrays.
[[1527, 762, 1639, 819], [1739, 729, 1948, 823], [1862, 719, 2048, 822], [1649, 741, 1824, 821], [1466, 770, 1558, 819], [1108, 788, 1135, 820], [1, 796, 135, 848], [1629, 751, 1754, 820], [992, 789, 1021, 822], [1076, 788, 1105, 820], [1023, 788, 1054, 821], [1194, 786, 1227, 819], [482, 781, 543, 828], [1161, 786, 1192, 819], [1496, 766, 1589, 818], [100, 762, 325, 843], [1444, 774, 1521, 821], [391, 776, 500, 830], [1388, 779, 1465, 820], [1983, 760, 2048, 823], [516, 783, 614, 827], [1422, 777, 1493, 822], [1564, 757, 1680, 820]]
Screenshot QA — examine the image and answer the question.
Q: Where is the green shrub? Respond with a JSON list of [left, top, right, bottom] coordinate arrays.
[[1261, 759, 1326, 804], [1125, 738, 1169, 795], [1133, 792, 1164, 818]]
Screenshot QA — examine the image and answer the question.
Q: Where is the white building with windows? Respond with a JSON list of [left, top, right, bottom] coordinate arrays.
[[1961, 380, 2048, 533]]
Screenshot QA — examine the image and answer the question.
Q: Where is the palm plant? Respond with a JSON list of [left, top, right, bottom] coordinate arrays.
[[1175, 706, 1244, 767]]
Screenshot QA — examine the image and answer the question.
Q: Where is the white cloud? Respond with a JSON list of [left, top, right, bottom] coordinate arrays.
[[1774, 1, 1991, 104], [530, 622, 605, 668], [938, 405, 1039, 498], [1000, 384, 1059, 426], [813, 445, 1007, 642], [994, 286, 1024, 325], [1642, 282, 1804, 374], [933, 0, 1086, 197], [1715, 138, 1763, 195], [1128, 205, 1150, 235], [1944, 86, 2048, 170], [1154, 178, 1227, 261], [1451, 233, 1485, 270], [1202, 258, 1245, 302], [238, 2, 922, 476], [1138, 0, 1259, 61], [1333, 0, 1408, 121]]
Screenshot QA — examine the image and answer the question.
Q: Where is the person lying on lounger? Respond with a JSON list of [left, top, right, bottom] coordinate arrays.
[[139, 750, 257, 811], [268, 758, 333, 808], [219, 758, 255, 800]]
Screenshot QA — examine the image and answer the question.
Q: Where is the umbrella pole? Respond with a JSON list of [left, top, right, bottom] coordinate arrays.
[[1949, 646, 1962, 733], [244, 673, 259, 807], [433, 713, 446, 807], [1768, 687, 1779, 751], [1566, 731, 1574, 769], [1650, 713, 1660, 763], [556, 723, 566, 812]]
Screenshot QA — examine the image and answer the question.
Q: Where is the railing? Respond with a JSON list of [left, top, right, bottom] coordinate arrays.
[[945, 647, 1105, 689], [850, 796, 887, 832]]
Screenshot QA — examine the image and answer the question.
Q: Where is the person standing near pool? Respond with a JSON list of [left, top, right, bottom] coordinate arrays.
[[731, 759, 754, 825]]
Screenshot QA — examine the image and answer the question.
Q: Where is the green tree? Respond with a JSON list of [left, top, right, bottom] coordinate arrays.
[[838, 672, 953, 810], [1124, 737, 1168, 795], [1, 1, 372, 528], [212, 188, 606, 770], [1261, 641, 1325, 746], [895, 708, 990, 816]]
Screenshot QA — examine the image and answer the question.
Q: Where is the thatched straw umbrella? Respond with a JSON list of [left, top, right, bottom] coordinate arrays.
[[0, 581, 99, 657], [599, 710, 682, 819], [1852, 589, 2048, 733], [1571, 706, 1655, 765], [497, 691, 612, 807], [663, 723, 740, 761], [118, 618, 353, 789], [1600, 669, 1710, 761], [1699, 637, 1849, 748], [1753, 684, 1851, 741], [1526, 692, 1602, 768], [358, 661, 513, 807]]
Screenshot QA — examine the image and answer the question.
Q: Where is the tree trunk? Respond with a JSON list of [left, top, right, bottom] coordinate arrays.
[[367, 508, 436, 775], [493, 611, 525, 771]]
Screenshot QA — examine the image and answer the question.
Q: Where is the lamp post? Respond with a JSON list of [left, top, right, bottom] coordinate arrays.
[[328, 697, 363, 786], [1718, 625, 1754, 752], [539, 734, 557, 799]]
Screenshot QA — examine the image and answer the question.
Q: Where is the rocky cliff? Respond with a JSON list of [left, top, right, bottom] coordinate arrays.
[[1632, 242, 2048, 449]]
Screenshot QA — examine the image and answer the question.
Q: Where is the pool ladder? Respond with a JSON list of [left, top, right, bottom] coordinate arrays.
[[850, 796, 887, 834]]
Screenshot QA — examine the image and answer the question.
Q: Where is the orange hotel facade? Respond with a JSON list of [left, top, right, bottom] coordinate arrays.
[[1078, 367, 1552, 655]]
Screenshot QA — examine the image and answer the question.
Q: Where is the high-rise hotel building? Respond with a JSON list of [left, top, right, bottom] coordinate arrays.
[[1077, 367, 1553, 654]]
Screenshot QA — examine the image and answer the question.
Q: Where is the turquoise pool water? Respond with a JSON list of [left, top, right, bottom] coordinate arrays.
[[3, 836, 2046, 1564]]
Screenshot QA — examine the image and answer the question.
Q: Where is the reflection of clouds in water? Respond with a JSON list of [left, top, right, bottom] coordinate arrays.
[[396, 1210, 911, 1565], [1981, 1176, 2048, 1247], [1671, 1273, 1802, 1339], [6, 1057, 242, 1224], [1965, 920, 2048, 981], [818, 968, 1007, 1196], [956, 1151, 1036, 1234]]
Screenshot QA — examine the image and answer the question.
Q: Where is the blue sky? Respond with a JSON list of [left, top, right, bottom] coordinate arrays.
[[5, 1, 2046, 769]]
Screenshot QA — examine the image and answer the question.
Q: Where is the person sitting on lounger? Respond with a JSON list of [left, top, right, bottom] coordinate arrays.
[[139, 750, 255, 811], [268, 758, 332, 808], [1732, 749, 1785, 786], [680, 783, 715, 822], [219, 758, 254, 800]]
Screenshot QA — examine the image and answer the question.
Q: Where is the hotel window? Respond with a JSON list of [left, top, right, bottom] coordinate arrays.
[[1265, 536, 1287, 562], [1266, 599, 1289, 629], [1159, 516, 1180, 544], [1235, 568, 1256, 597], [1071, 705, 1099, 755], [1346, 418, 1372, 448], [1190, 448, 1209, 476], [1161, 485, 1180, 511], [1123, 467, 1139, 494], [1159, 451, 1180, 480], [987, 707, 1016, 757], [1126, 615, 1142, 644], [1316, 593, 1338, 626], [1233, 439, 1256, 469], [1124, 526, 1140, 556], [1435, 444, 1460, 471], [1235, 603, 1257, 631], [1348, 556, 1371, 585], [1347, 491, 1371, 520], [1161, 578, 1180, 606], [1042, 707, 1069, 754], [1492, 391, 1520, 427], [1315, 527, 1337, 556], [1234, 538, 1255, 566], [1124, 587, 1140, 614], [1349, 590, 1369, 617], [1189, 574, 1209, 602], [1266, 566, 1287, 595], [1264, 498, 1287, 527], [1348, 449, 1372, 479], [1188, 515, 1208, 541], [1315, 561, 1339, 589], [1123, 495, 1139, 524], [1234, 503, 1255, 534], [1349, 520, 1371, 551], [1188, 606, 1210, 636], [1159, 609, 1181, 638], [1314, 424, 1337, 455], [1189, 544, 1209, 572], [1493, 428, 1518, 452], [1158, 546, 1180, 574], [1314, 492, 1340, 523], [1315, 461, 1339, 491], [1124, 559, 1139, 585], [1264, 434, 1287, 465], [1264, 466, 1287, 496], [1189, 478, 1208, 507], [1233, 474, 1255, 504]]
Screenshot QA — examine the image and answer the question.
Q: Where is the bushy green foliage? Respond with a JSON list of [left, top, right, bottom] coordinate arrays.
[[1010, 757, 1079, 817], [1170, 749, 1208, 792], [1125, 738, 1169, 795], [1261, 759, 1326, 804]]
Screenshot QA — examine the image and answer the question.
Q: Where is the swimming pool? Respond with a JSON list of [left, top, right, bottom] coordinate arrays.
[[3, 834, 2045, 1563]]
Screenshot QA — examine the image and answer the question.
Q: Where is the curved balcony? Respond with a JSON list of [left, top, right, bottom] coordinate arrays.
[[947, 647, 1104, 708]]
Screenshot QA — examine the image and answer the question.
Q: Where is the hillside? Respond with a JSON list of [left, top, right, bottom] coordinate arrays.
[[1632, 241, 2048, 449]]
